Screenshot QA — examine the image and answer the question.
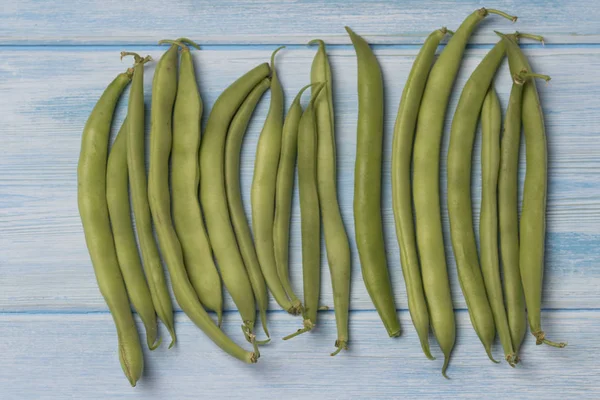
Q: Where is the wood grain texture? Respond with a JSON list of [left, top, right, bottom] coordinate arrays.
[[1, 1, 598, 396], [1, 48, 599, 313], [1, 0, 600, 44], [0, 311, 594, 399]]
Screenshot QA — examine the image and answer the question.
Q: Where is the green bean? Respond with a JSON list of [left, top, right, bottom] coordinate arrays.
[[346, 27, 400, 338], [499, 68, 551, 356], [78, 66, 143, 386], [224, 77, 272, 337], [499, 69, 540, 356], [413, 9, 515, 377], [283, 83, 326, 340], [123, 51, 176, 347], [148, 40, 259, 362], [308, 39, 352, 356], [171, 39, 224, 326], [480, 84, 518, 365], [498, 32, 566, 348], [499, 73, 527, 356], [391, 27, 450, 361], [107, 117, 160, 351], [200, 61, 271, 341], [251, 48, 298, 315], [447, 36, 516, 365], [273, 84, 315, 317]]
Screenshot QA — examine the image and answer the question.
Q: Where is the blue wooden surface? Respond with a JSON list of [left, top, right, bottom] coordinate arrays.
[[1, 1, 599, 398]]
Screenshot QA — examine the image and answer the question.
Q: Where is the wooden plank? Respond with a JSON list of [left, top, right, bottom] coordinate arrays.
[[1, 0, 599, 45], [0, 310, 593, 399], [1, 47, 599, 312]]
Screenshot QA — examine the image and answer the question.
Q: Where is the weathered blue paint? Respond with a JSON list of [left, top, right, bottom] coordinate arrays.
[[0, 1, 598, 398]]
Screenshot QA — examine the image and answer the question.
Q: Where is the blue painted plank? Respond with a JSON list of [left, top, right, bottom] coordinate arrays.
[[0, 311, 592, 399], [1, 47, 599, 313], [1, 0, 600, 45]]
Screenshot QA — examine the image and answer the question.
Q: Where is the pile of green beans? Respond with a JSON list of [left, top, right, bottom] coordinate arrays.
[[78, 9, 565, 384]]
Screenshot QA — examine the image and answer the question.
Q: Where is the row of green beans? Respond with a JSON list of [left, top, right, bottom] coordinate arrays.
[[78, 37, 350, 385], [386, 8, 565, 378], [78, 8, 565, 384]]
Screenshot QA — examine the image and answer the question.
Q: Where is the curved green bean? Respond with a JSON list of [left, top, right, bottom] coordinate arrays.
[[499, 71, 527, 356], [273, 84, 315, 318], [123, 51, 176, 347], [251, 48, 298, 315], [498, 32, 566, 348], [107, 117, 160, 351], [149, 40, 259, 362], [413, 9, 515, 377], [309, 39, 352, 356], [200, 62, 271, 340], [480, 84, 517, 365], [346, 27, 400, 338], [171, 40, 224, 325], [283, 83, 326, 340], [78, 66, 143, 386], [391, 27, 450, 361], [224, 77, 272, 337], [447, 37, 514, 365]]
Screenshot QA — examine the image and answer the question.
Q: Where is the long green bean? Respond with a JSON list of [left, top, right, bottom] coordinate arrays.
[[171, 39, 224, 325], [392, 27, 450, 361], [225, 77, 272, 337], [310, 39, 352, 356], [78, 66, 143, 386], [107, 117, 160, 350]]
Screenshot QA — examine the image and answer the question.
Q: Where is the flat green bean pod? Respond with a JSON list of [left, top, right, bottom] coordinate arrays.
[[224, 77, 272, 338], [123, 51, 176, 347], [171, 39, 224, 325], [251, 48, 298, 315], [447, 36, 514, 365], [346, 27, 400, 338], [309, 39, 352, 356], [499, 71, 527, 356], [273, 84, 316, 319], [283, 83, 326, 341], [78, 66, 143, 386], [392, 27, 450, 361], [480, 84, 515, 365], [107, 117, 160, 351]]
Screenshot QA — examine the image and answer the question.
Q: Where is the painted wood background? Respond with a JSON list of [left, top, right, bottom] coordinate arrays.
[[1, 1, 598, 398]]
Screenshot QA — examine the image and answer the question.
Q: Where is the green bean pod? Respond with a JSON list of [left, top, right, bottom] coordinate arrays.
[[499, 32, 566, 348], [480, 84, 517, 365], [224, 77, 272, 337], [346, 27, 400, 338], [124, 52, 176, 346], [447, 37, 514, 365], [391, 27, 450, 361], [146, 41, 186, 341], [149, 40, 259, 362], [309, 39, 352, 355], [200, 62, 271, 338], [283, 83, 326, 341], [251, 48, 298, 315], [171, 41, 224, 325], [78, 67, 143, 386], [413, 9, 515, 377], [273, 84, 314, 316], [499, 73, 527, 355], [107, 118, 160, 351]]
